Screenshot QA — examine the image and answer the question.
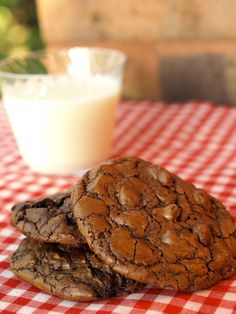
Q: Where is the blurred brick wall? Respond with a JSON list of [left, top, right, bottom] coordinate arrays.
[[37, 0, 236, 103]]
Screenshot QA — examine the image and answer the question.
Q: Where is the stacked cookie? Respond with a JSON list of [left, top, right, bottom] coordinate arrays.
[[10, 157, 236, 301], [10, 192, 143, 301]]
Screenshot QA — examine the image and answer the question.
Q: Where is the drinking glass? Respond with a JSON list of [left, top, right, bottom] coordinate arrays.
[[0, 48, 126, 175]]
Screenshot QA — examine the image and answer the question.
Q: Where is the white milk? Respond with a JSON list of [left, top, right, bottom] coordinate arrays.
[[3, 77, 120, 174]]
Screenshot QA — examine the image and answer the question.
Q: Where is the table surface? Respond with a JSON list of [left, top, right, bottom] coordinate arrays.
[[0, 101, 235, 314]]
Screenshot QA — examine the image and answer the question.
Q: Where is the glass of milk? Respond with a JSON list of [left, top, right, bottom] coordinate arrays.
[[0, 48, 126, 175]]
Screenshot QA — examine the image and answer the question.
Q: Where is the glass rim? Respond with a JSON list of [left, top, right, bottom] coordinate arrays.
[[0, 47, 127, 80]]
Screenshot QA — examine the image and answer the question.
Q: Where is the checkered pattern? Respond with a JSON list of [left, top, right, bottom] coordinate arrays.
[[0, 100, 235, 314]]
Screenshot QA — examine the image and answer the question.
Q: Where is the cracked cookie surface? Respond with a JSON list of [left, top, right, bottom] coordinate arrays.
[[11, 192, 84, 246], [11, 237, 144, 302], [71, 157, 236, 292]]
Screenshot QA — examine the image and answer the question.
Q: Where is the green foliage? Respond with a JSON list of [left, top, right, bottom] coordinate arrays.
[[0, 0, 44, 60], [0, 0, 19, 8], [1, 56, 48, 74]]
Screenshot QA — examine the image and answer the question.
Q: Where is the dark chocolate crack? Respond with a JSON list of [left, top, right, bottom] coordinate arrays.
[[11, 192, 85, 246], [71, 157, 236, 292], [11, 237, 144, 302]]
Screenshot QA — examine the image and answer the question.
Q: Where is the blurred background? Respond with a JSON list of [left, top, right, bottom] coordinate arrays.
[[1, 0, 236, 104], [0, 0, 44, 59]]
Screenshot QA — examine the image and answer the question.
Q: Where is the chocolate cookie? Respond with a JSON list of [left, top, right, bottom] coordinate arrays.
[[11, 192, 84, 246], [11, 237, 144, 302], [71, 157, 236, 292]]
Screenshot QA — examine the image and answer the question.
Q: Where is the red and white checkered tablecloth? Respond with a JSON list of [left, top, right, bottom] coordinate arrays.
[[0, 100, 235, 314]]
